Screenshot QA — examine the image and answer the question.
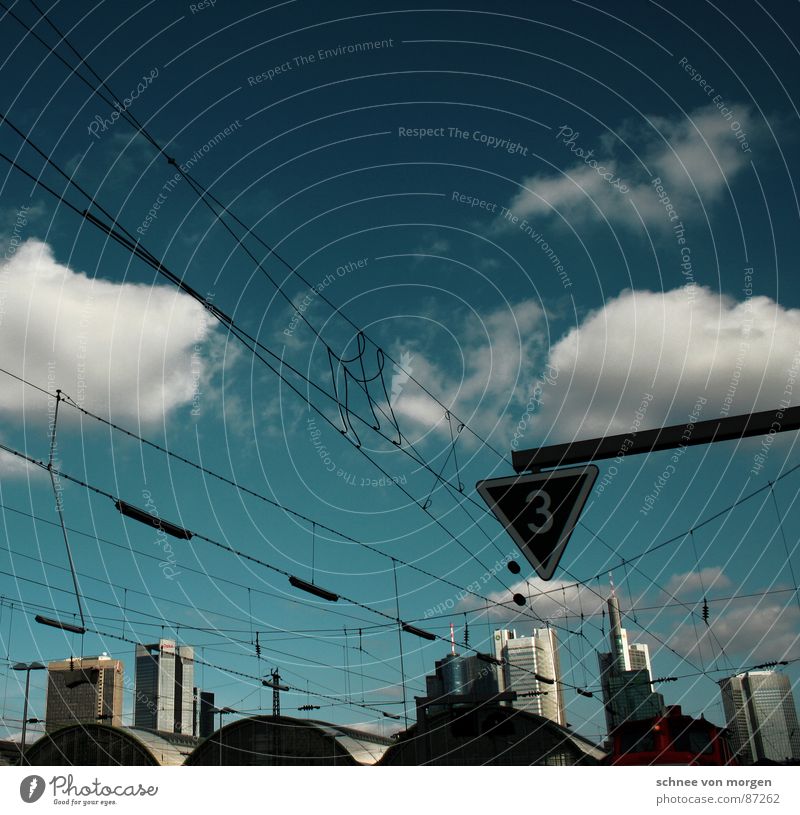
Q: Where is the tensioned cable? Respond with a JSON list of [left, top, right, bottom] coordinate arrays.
[[0, 438, 596, 691], [3, 4, 787, 693], [1, 0, 515, 553], [0, 581, 414, 695], [0, 131, 524, 604], [16, 0, 511, 465], [0, 365, 555, 630]]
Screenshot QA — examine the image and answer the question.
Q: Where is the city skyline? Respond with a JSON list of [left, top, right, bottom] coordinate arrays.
[[1, 0, 799, 772]]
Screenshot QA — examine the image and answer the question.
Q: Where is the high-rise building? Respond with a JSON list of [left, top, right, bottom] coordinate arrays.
[[134, 639, 194, 734], [628, 643, 652, 675], [494, 628, 566, 725], [45, 654, 123, 732], [719, 671, 800, 764], [193, 688, 216, 739], [415, 647, 507, 728], [597, 591, 664, 734]]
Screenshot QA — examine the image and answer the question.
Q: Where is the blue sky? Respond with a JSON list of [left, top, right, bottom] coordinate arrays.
[[1, 0, 799, 744]]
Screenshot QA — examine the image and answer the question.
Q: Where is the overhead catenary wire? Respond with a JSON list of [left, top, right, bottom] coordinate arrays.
[[0, 588, 419, 701], [12, 0, 511, 465], [0, 3, 520, 568], [0, 365, 560, 632], [4, 0, 796, 697], [2, 3, 574, 619], [0, 130, 524, 606], [3, 3, 796, 708], [45, 388, 85, 631], [0, 438, 595, 692]]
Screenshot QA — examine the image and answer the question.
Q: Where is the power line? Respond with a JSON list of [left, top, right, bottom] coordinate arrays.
[[0, 128, 523, 607], [4, 0, 795, 711], [0, 3, 523, 587], [16, 0, 510, 466], [0, 365, 552, 629], [0, 438, 575, 690]]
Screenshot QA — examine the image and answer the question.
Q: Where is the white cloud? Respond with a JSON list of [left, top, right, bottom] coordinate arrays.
[[0, 447, 40, 478], [0, 239, 218, 426], [505, 105, 756, 228], [663, 567, 732, 599], [457, 577, 606, 626], [668, 597, 800, 662], [388, 298, 547, 444], [533, 285, 800, 440]]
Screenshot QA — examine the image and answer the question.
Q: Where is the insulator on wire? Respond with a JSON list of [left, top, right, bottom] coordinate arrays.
[[702, 598, 710, 624]]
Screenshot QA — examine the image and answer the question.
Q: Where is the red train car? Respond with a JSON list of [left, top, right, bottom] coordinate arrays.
[[608, 705, 736, 765]]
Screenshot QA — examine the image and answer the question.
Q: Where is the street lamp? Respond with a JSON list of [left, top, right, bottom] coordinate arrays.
[[12, 662, 46, 763]]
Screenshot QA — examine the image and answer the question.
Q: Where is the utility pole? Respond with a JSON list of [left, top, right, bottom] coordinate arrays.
[[271, 669, 281, 716], [262, 670, 288, 716], [12, 662, 46, 764]]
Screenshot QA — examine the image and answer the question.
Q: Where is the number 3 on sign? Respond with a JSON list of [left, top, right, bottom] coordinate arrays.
[[526, 489, 554, 533]]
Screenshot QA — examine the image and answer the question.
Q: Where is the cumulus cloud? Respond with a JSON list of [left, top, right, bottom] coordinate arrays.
[[663, 567, 732, 599], [505, 104, 756, 228], [388, 298, 547, 442], [0, 447, 40, 478], [457, 577, 606, 626], [532, 285, 800, 440], [668, 597, 800, 662], [0, 239, 218, 426]]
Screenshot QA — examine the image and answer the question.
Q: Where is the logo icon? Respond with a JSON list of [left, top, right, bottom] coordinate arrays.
[[389, 351, 414, 407], [20, 775, 46, 803]]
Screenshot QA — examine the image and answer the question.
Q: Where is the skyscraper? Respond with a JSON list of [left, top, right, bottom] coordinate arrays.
[[494, 628, 566, 725], [193, 688, 216, 739], [719, 671, 800, 764], [45, 654, 123, 732], [628, 643, 653, 675], [134, 639, 194, 734], [597, 591, 664, 734]]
